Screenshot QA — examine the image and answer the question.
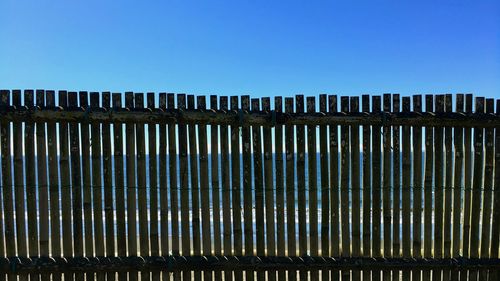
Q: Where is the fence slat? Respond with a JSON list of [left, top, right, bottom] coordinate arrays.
[[401, 97, 411, 281], [167, 93, 179, 258], [158, 93, 169, 257], [210, 95, 223, 281], [319, 95, 329, 259], [452, 94, 465, 258], [362, 95, 372, 281], [442, 95, 453, 281], [275, 96, 286, 281], [231, 95, 243, 281], [241, 96, 253, 260], [112, 93, 127, 281], [412, 95, 423, 281], [372, 95, 382, 281], [284, 98, 297, 281], [307, 97, 319, 281], [350, 96, 361, 281], [490, 100, 500, 281], [392, 95, 401, 263], [252, 98, 265, 258], [263, 97, 276, 260]]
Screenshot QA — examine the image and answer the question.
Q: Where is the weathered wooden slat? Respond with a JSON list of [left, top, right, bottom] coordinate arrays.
[[361, 95, 372, 281], [112, 93, 127, 281], [147, 93, 160, 281], [187, 96, 201, 267], [25, 90, 39, 260], [219, 96, 233, 281], [210, 95, 222, 281], [284, 97, 297, 281], [12, 90, 28, 263], [432, 95, 444, 281], [442, 95, 453, 281], [158, 93, 169, 256], [230, 96, 243, 259], [0, 91, 14, 259], [241, 96, 253, 260], [177, 94, 190, 257], [392, 94, 401, 264], [36, 90, 50, 260], [295, 95, 307, 259], [340, 96, 351, 260], [382, 94, 392, 266], [469, 97, 486, 281], [459, 94, 474, 281], [350, 97, 361, 281], [167, 93, 179, 257], [252, 98, 265, 259], [491, 100, 500, 278], [452, 95, 465, 258], [90, 93, 105, 262], [79, 91, 94, 281], [197, 96, 212, 281], [372, 95, 382, 281], [401, 97, 411, 281], [263, 97, 276, 262], [275, 96, 286, 281], [412, 95, 423, 281], [319, 94, 329, 265]]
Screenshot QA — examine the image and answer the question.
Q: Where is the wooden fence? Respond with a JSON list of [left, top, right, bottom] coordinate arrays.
[[0, 90, 499, 281]]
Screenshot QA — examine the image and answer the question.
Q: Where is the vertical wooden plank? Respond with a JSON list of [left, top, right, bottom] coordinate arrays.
[[319, 95, 329, 258], [187, 95, 201, 261], [231, 96, 243, 256], [462, 94, 474, 256], [158, 93, 169, 257], [452, 94, 465, 258], [252, 98, 265, 257], [135, 93, 150, 267], [24, 90, 39, 259], [442, 94, 453, 281], [13, 90, 28, 260], [479, 99, 495, 280], [210, 95, 222, 281], [46, 90, 62, 281], [275, 96, 286, 281], [372, 95, 382, 281], [423, 95, 434, 259], [69, 91, 84, 281], [412, 95, 423, 281], [340, 96, 351, 281], [177, 93, 190, 257], [263, 97, 276, 258], [147, 92, 160, 281], [460, 94, 473, 281], [219, 96, 233, 281], [329, 95, 340, 260], [198, 96, 212, 281], [46, 90, 61, 259], [362, 95, 372, 281], [79, 91, 94, 281], [167, 93, 179, 256], [168, 93, 181, 281], [263, 97, 276, 281], [241, 96, 253, 259], [112, 93, 127, 281], [102, 93, 115, 265], [285, 97, 296, 281], [307, 96, 318, 256], [36, 89, 50, 260], [401, 97, 411, 281], [382, 94, 392, 264], [125, 92, 138, 281], [58, 91, 73, 281], [90, 93, 105, 265], [198, 95, 212, 254], [159, 93, 170, 272], [469, 97, 485, 281], [392, 94, 401, 264], [295, 95, 307, 258], [489, 100, 500, 281], [432, 95, 444, 281], [0, 90, 14, 259], [79, 91, 93, 264], [350, 97, 361, 281]]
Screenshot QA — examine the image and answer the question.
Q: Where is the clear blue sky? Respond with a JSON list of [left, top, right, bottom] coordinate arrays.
[[1, 0, 499, 98]]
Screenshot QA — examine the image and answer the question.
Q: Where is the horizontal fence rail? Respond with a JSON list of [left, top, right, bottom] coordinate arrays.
[[0, 90, 499, 281]]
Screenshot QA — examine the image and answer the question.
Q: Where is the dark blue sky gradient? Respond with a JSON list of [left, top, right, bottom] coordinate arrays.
[[1, 0, 499, 98]]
